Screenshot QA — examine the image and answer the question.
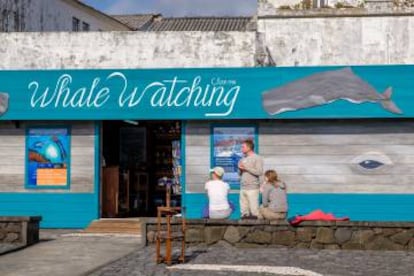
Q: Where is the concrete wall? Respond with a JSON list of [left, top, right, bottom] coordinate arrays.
[[259, 0, 302, 10], [3, 5, 414, 69], [258, 14, 414, 66], [0, 31, 256, 69], [0, 0, 129, 32], [145, 219, 414, 251], [258, 0, 362, 13]]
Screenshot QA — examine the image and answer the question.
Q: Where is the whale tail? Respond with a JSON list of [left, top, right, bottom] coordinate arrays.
[[381, 87, 403, 114], [0, 92, 9, 115]]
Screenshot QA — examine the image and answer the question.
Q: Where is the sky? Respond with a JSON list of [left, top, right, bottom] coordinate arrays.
[[82, 0, 257, 17]]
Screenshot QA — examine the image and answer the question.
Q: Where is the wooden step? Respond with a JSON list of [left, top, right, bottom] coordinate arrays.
[[83, 218, 142, 235]]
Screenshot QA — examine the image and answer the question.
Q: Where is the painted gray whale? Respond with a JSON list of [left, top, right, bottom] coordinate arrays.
[[0, 92, 8, 115], [262, 67, 402, 115]]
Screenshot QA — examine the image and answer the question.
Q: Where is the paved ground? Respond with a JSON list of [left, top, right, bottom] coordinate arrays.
[[1, 231, 414, 276], [0, 230, 142, 276], [90, 242, 414, 276]]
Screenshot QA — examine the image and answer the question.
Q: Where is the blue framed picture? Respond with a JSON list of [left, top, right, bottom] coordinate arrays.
[[26, 127, 70, 189], [211, 125, 257, 189]]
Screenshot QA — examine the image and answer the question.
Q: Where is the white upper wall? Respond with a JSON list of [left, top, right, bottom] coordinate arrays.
[[0, 0, 129, 32], [1, 0, 413, 70], [259, 0, 300, 10], [258, 0, 362, 14], [258, 15, 414, 66], [0, 31, 256, 69]]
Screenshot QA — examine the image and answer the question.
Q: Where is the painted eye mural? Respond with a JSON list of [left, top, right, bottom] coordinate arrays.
[[351, 152, 393, 173], [358, 160, 385, 170]]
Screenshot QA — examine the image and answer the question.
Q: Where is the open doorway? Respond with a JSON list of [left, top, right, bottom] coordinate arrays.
[[101, 120, 182, 217]]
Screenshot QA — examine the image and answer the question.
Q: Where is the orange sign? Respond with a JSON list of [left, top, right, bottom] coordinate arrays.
[[36, 168, 67, 186]]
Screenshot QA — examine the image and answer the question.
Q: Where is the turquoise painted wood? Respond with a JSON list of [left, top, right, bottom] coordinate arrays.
[[0, 65, 413, 120], [184, 193, 414, 221], [94, 122, 101, 219], [0, 193, 98, 228], [181, 121, 187, 212], [0, 122, 101, 229]]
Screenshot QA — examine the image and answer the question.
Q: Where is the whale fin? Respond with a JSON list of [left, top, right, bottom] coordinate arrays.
[[381, 87, 403, 114], [0, 92, 9, 115], [382, 87, 392, 99]]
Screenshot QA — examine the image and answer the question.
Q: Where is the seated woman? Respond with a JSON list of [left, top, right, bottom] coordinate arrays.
[[259, 169, 288, 220], [204, 166, 232, 219]]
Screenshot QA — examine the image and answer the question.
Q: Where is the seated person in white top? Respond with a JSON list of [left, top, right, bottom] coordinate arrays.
[[205, 166, 232, 219]]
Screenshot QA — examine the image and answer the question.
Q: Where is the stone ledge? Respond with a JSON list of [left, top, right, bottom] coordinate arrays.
[[0, 216, 42, 222], [258, 8, 414, 18], [144, 219, 414, 251], [0, 216, 42, 254], [143, 218, 289, 226], [335, 221, 414, 228], [144, 219, 414, 228]]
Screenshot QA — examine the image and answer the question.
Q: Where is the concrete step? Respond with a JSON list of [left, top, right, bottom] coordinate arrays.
[[84, 218, 141, 235]]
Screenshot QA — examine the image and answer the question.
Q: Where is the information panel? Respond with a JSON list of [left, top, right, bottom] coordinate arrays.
[[211, 126, 256, 189], [26, 127, 70, 188]]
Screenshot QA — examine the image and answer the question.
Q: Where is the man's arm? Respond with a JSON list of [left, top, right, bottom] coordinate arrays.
[[243, 156, 263, 176]]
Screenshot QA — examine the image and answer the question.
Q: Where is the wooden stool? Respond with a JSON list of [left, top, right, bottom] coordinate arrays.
[[155, 185, 186, 265]]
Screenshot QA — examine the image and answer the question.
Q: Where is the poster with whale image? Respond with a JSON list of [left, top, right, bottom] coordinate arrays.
[[212, 126, 256, 189], [26, 127, 70, 188]]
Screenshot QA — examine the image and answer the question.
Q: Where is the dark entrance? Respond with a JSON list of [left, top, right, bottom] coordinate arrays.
[[101, 120, 182, 217]]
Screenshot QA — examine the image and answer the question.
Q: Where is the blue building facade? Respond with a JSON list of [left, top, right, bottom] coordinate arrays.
[[0, 65, 413, 228]]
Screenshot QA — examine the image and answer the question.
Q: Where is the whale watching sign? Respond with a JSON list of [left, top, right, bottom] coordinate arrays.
[[0, 65, 411, 120]]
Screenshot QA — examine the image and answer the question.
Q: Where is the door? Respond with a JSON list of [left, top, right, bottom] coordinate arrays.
[[102, 166, 119, 217]]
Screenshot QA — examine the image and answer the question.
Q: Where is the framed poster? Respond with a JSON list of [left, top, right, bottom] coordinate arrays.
[[211, 125, 257, 189], [26, 127, 70, 189]]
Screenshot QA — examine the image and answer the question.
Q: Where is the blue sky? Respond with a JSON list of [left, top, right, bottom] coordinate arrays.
[[82, 0, 257, 17]]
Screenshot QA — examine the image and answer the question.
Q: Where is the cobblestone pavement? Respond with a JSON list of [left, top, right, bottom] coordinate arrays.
[[89, 243, 414, 276]]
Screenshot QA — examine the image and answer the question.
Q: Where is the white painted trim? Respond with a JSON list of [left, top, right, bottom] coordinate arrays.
[[168, 264, 323, 276]]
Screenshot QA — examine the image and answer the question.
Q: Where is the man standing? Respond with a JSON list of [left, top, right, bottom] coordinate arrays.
[[238, 139, 263, 219]]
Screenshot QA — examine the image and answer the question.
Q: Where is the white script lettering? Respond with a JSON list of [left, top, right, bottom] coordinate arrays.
[[28, 72, 241, 117]]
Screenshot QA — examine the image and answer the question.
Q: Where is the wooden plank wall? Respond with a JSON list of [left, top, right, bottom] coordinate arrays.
[[185, 121, 211, 193], [0, 121, 95, 193], [185, 120, 414, 194], [260, 120, 414, 194]]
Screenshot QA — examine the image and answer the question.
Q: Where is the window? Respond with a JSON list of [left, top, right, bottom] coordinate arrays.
[[13, 11, 20, 31], [82, 22, 90, 31], [1, 10, 10, 32], [313, 0, 326, 8], [0, 11, 4, 31], [72, 17, 80, 31]]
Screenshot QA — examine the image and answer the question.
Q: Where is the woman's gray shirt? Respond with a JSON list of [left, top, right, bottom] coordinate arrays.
[[262, 182, 288, 213]]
